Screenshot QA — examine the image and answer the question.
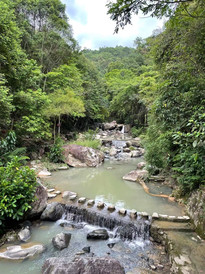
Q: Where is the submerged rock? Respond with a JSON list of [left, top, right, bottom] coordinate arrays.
[[42, 256, 125, 274], [0, 244, 45, 260], [87, 229, 109, 240], [62, 144, 104, 167], [41, 202, 64, 221], [52, 232, 71, 250]]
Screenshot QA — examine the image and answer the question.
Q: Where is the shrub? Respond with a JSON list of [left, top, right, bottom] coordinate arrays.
[[48, 137, 64, 163], [0, 131, 26, 166], [0, 157, 37, 226]]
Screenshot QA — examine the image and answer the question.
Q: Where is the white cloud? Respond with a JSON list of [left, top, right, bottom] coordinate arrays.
[[63, 0, 164, 49]]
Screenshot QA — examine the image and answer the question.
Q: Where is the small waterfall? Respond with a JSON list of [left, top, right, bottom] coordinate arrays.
[[64, 205, 150, 241], [121, 125, 125, 134]]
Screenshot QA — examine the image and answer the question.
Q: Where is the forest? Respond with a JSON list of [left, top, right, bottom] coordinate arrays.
[[0, 0, 205, 227]]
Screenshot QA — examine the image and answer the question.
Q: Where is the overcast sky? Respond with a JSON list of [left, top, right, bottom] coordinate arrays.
[[62, 0, 164, 50]]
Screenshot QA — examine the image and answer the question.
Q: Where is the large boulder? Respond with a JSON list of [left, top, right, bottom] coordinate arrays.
[[87, 229, 109, 240], [52, 232, 71, 250], [42, 257, 125, 274], [123, 169, 148, 182], [62, 144, 104, 167], [26, 181, 48, 219], [103, 121, 117, 130], [0, 244, 45, 260], [41, 202, 64, 221]]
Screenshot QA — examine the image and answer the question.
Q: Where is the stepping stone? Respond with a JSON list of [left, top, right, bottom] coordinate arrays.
[[48, 193, 57, 199], [47, 188, 55, 193], [69, 194, 77, 201], [119, 208, 126, 216], [107, 205, 115, 212], [97, 202, 104, 209], [78, 197, 86, 204], [87, 200, 95, 206]]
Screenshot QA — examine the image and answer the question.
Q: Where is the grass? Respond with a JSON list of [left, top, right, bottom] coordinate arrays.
[[69, 139, 101, 150]]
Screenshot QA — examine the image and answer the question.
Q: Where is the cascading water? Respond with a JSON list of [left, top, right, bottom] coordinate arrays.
[[63, 204, 150, 241]]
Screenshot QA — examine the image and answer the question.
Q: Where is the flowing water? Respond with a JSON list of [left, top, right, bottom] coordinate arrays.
[[44, 158, 183, 216], [0, 219, 167, 274], [0, 158, 182, 273]]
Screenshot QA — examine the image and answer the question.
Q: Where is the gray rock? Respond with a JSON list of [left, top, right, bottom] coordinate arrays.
[[26, 182, 48, 219], [109, 147, 118, 156], [0, 244, 44, 260], [41, 202, 64, 221], [97, 202, 105, 209], [42, 256, 125, 274], [62, 144, 104, 167], [52, 232, 71, 250], [87, 229, 109, 240], [78, 197, 86, 204], [82, 246, 90, 253], [123, 169, 148, 182], [18, 227, 31, 242], [48, 193, 57, 199], [107, 205, 115, 212], [87, 200, 95, 206], [38, 170, 51, 177], [119, 208, 127, 216], [137, 161, 146, 169], [103, 121, 117, 130], [62, 191, 77, 199]]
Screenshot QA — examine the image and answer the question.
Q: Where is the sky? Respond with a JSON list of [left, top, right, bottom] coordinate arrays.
[[62, 0, 164, 50]]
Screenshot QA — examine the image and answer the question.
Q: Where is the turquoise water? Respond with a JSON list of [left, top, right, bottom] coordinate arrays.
[[44, 159, 183, 216]]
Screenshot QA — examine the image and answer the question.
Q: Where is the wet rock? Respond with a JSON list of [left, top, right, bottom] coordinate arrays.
[[129, 210, 137, 219], [78, 197, 86, 204], [38, 170, 51, 177], [87, 200, 95, 206], [18, 227, 31, 242], [62, 144, 104, 167], [119, 208, 127, 216], [0, 244, 45, 260], [54, 190, 61, 195], [150, 265, 157, 270], [123, 169, 148, 182], [107, 243, 115, 248], [108, 205, 115, 212], [47, 188, 55, 193], [152, 212, 159, 220], [52, 232, 71, 250], [70, 194, 77, 201], [26, 182, 48, 219], [131, 150, 141, 158], [137, 162, 146, 169], [62, 191, 77, 199], [123, 148, 130, 153], [48, 193, 57, 199], [87, 229, 109, 240], [82, 246, 90, 253], [97, 202, 105, 209], [110, 147, 118, 156], [42, 257, 125, 274], [41, 202, 64, 221]]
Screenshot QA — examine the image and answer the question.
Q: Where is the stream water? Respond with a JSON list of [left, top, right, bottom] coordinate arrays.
[[0, 158, 183, 273], [44, 158, 182, 216]]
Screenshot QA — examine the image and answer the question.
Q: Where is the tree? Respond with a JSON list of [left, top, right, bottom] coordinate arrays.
[[106, 0, 201, 33], [44, 89, 85, 141]]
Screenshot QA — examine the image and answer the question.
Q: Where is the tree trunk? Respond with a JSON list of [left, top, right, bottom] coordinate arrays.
[[53, 117, 56, 143], [58, 115, 61, 136]]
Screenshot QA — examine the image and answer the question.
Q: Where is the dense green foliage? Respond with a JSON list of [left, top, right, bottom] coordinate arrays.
[[0, 157, 37, 225]]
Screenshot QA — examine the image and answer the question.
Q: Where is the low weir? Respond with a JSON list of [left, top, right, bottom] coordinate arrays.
[[63, 204, 150, 241]]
